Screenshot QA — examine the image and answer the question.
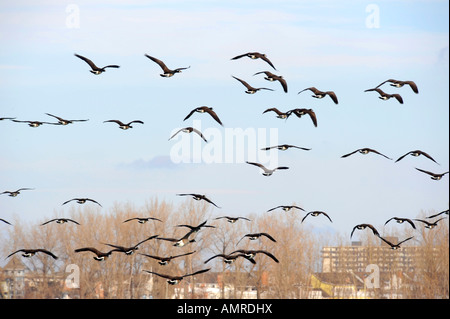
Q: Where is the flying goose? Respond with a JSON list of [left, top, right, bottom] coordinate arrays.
[[7, 249, 58, 260], [214, 216, 251, 223], [1, 188, 34, 197], [1, 218, 12, 225], [384, 217, 416, 229], [139, 251, 196, 266], [232, 76, 274, 94], [350, 224, 380, 239], [183, 106, 223, 126], [102, 235, 159, 255], [62, 198, 102, 207], [415, 168, 449, 180], [426, 209, 449, 219], [286, 108, 318, 127], [262, 108, 291, 119], [157, 231, 197, 247], [12, 120, 60, 127], [123, 216, 163, 224], [379, 236, 414, 250], [168, 127, 207, 142], [364, 88, 404, 104], [341, 148, 392, 160], [230, 249, 279, 263], [74, 247, 119, 261], [176, 194, 220, 208], [204, 253, 256, 265], [267, 205, 305, 213], [145, 54, 190, 77], [45, 113, 88, 125], [237, 232, 277, 245], [143, 268, 211, 285], [246, 161, 289, 176], [176, 220, 216, 233], [74, 53, 120, 74], [231, 52, 276, 70], [103, 120, 144, 130], [41, 218, 80, 226], [298, 87, 339, 104], [301, 211, 333, 223], [253, 71, 287, 92], [375, 79, 419, 94], [261, 144, 311, 152], [395, 150, 439, 164], [414, 218, 447, 229]]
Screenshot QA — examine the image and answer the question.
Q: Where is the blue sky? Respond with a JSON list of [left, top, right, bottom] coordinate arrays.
[[0, 0, 448, 238]]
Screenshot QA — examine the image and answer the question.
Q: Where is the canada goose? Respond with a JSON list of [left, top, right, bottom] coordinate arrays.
[[1, 218, 12, 225], [231, 52, 277, 70], [145, 54, 190, 77], [341, 148, 392, 160], [62, 198, 102, 207], [246, 161, 289, 176], [261, 144, 311, 152], [267, 205, 305, 213], [286, 108, 318, 127], [384, 217, 416, 229], [1, 188, 34, 197], [414, 218, 447, 229], [12, 120, 59, 127], [123, 217, 163, 224], [298, 87, 338, 104], [168, 127, 207, 142], [426, 209, 449, 219], [176, 220, 216, 233], [183, 106, 223, 126], [379, 236, 414, 250], [140, 251, 196, 266], [176, 194, 220, 208], [350, 224, 380, 239], [237, 232, 277, 245], [143, 268, 211, 285], [415, 168, 449, 180], [103, 120, 144, 130], [74, 247, 119, 261], [395, 150, 439, 164], [364, 88, 404, 104], [41, 218, 80, 226], [102, 235, 158, 255], [74, 53, 120, 74], [375, 79, 419, 94], [230, 249, 279, 263], [262, 108, 291, 119], [232, 76, 274, 94], [204, 253, 256, 265], [253, 71, 287, 92], [214, 216, 251, 223], [7, 249, 58, 260], [45, 113, 88, 125], [157, 232, 196, 247], [301, 211, 333, 223]]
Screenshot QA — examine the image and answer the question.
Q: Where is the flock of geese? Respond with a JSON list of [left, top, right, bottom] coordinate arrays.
[[1, 51, 449, 286]]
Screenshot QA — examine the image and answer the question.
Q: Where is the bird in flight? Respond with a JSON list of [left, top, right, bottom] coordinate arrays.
[[415, 168, 449, 180], [176, 220, 216, 233], [232, 76, 274, 94], [214, 216, 251, 223], [341, 148, 392, 160], [379, 236, 414, 250], [204, 253, 256, 265], [246, 161, 289, 176], [62, 198, 102, 207], [253, 71, 287, 92], [183, 106, 223, 126], [301, 211, 333, 223], [45, 113, 89, 125], [41, 218, 80, 226], [140, 251, 196, 266], [261, 144, 311, 152], [236, 232, 277, 245], [176, 194, 220, 208], [374, 79, 419, 94], [157, 231, 197, 247], [1, 188, 34, 197], [230, 249, 279, 263], [145, 54, 190, 77], [414, 218, 447, 229], [286, 108, 318, 127], [298, 87, 338, 104], [74, 247, 119, 261], [350, 224, 380, 239], [263, 108, 291, 120], [169, 127, 207, 142], [12, 120, 60, 127], [74, 53, 120, 74], [267, 205, 305, 212], [395, 150, 439, 165], [426, 209, 449, 219], [364, 87, 404, 104], [231, 52, 277, 70], [102, 235, 159, 255], [123, 216, 163, 224], [143, 268, 211, 285], [7, 248, 58, 260], [384, 217, 416, 229], [104, 120, 144, 130]]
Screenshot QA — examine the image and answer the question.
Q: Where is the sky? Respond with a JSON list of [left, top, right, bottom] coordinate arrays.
[[0, 0, 449, 239]]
